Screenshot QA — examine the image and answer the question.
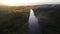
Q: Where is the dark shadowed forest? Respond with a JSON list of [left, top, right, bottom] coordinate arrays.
[[0, 6, 30, 34], [0, 4, 60, 34], [34, 4, 60, 34]]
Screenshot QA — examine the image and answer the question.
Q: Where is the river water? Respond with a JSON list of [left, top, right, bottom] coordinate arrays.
[[28, 9, 40, 34]]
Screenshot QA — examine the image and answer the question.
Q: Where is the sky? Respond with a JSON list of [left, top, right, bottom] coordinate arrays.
[[0, 0, 60, 6]]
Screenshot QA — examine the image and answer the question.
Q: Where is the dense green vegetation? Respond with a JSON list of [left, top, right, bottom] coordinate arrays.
[[0, 4, 60, 34], [34, 4, 60, 34], [0, 6, 29, 34]]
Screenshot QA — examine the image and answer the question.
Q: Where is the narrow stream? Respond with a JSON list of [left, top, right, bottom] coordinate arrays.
[[28, 9, 39, 34]]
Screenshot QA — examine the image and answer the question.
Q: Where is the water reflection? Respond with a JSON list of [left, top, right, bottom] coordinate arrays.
[[28, 9, 39, 34]]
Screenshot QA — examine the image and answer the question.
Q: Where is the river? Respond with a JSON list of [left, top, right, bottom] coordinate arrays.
[[28, 9, 40, 34]]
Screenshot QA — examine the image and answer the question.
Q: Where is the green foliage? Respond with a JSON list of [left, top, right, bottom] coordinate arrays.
[[0, 6, 29, 34], [34, 4, 60, 34]]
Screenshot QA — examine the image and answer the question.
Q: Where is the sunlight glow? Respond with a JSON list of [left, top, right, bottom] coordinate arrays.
[[1, 0, 22, 6], [0, 0, 60, 6], [0, 0, 41, 6]]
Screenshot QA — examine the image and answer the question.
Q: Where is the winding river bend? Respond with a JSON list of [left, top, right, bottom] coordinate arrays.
[[28, 9, 39, 34]]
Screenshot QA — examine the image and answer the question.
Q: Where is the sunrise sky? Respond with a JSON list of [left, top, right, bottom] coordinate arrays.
[[0, 0, 60, 6]]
